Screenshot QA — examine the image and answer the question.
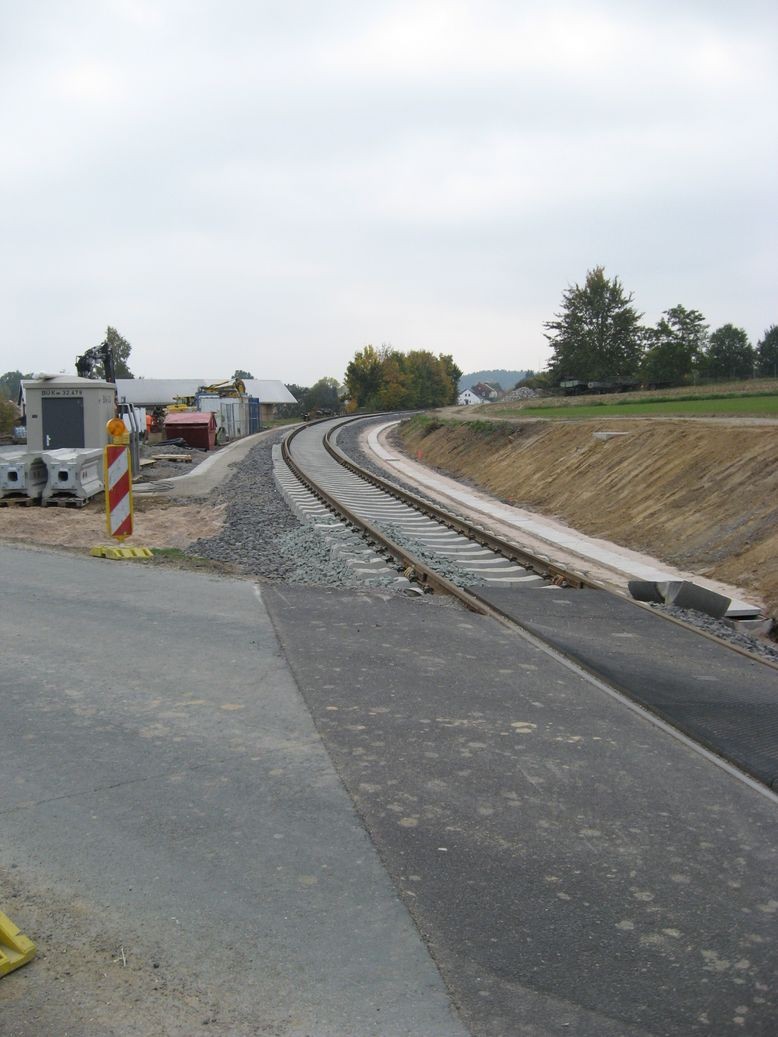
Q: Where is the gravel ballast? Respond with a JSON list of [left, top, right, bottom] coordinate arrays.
[[181, 420, 778, 663], [185, 431, 300, 580]]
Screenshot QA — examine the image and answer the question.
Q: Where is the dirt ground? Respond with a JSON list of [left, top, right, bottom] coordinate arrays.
[[0, 495, 224, 551], [400, 416, 778, 619], [3, 415, 777, 622]]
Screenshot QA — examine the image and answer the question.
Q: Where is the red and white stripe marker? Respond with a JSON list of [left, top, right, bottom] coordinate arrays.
[[104, 444, 133, 541]]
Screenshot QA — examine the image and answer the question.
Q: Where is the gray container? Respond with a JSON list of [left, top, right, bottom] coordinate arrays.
[[24, 376, 116, 451]]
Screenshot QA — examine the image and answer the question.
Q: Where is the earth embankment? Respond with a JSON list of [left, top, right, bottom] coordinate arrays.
[[398, 415, 778, 619]]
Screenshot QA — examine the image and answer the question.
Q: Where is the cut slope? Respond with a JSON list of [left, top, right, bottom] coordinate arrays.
[[399, 416, 778, 619]]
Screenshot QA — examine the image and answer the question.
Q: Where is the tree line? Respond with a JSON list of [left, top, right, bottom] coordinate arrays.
[[543, 267, 777, 387], [344, 346, 461, 410]]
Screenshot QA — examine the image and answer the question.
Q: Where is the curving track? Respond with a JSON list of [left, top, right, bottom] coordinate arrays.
[[280, 414, 778, 794], [282, 414, 588, 603]]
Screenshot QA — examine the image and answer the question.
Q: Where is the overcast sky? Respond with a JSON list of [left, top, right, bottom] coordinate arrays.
[[1, 1, 776, 385]]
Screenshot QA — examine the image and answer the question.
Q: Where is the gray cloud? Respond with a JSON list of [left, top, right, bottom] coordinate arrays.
[[1, 0, 776, 383]]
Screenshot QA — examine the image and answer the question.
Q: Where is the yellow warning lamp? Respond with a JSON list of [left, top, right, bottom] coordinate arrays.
[[106, 416, 129, 445]]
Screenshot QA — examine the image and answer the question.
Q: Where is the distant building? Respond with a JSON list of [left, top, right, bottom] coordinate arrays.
[[114, 378, 297, 429], [114, 378, 296, 408], [470, 381, 503, 401], [457, 389, 485, 405]]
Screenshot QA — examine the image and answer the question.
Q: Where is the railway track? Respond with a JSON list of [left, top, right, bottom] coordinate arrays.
[[281, 414, 595, 611], [280, 414, 778, 795]]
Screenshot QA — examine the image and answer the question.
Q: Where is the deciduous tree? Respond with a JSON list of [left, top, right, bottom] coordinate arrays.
[[0, 370, 33, 401], [756, 325, 778, 378], [701, 324, 755, 380], [89, 326, 134, 379], [641, 305, 708, 385], [0, 397, 17, 435], [345, 346, 460, 410], [344, 345, 387, 408], [545, 267, 644, 382], [306, 376, 341, 413]]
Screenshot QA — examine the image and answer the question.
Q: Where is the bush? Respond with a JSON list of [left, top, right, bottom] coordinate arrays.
[[0, 398, 18, 436]]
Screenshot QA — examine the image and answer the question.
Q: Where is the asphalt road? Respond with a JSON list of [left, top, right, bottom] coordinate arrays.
[[0, 545, 466, 1036], [2, 545, 777, 1036], [474, 584, 778, 788], [263, 584, 778, 1037]]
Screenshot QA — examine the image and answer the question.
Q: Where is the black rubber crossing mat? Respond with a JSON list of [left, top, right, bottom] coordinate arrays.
[[474, 585, 778, 788]]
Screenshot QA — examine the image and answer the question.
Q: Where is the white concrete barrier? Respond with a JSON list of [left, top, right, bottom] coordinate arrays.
[[0, 451, 48, 502], [41, 448, 103, 506]]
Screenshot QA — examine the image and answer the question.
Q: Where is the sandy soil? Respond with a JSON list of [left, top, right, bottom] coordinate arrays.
[[0, 495, 224, 550], [399, 416, 778, 619]]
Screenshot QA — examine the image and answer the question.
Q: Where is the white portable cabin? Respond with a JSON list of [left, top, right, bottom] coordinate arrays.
[[22, 375, 116, 451]]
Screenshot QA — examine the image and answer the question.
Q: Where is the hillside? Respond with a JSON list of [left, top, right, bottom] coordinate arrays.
[[398, 413, 778, 620], [458, 369, 528, 391]]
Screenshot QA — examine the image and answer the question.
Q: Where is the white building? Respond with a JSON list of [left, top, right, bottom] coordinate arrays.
[[457, 389, 486, 406]]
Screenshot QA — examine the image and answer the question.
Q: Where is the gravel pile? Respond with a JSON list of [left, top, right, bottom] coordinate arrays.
[[185, 431, 300, 580], [185, 430, 410, 590]]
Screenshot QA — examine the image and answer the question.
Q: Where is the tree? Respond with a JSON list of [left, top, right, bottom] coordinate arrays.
[[275, 383, 307, 419], [306, 376, 341, 413], [233, 369, 254, 381], [641, 305, 708, 386], [545, 267, 644, 382], [438, 354, 463, 404], [756, 325, 778, 378], [344, 345, 386, 408], [701, 324, 755, 380], [0, 370, 33, 401], [0, 397, 17, 436], [88, 326, 134, 379], [345, 346, 460, 410], [403, 350, 449, 408], [375, 351, 412, 410]]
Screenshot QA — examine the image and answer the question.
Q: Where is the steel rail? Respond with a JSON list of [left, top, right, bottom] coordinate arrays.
[[282, 415, 778, 798], [322, 416, 595, 589], [281, 418, 499, 613], [283, 414, 594, 602], [320, 416, 778, 672]]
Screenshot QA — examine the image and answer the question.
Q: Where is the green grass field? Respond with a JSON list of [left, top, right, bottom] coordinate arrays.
[[494, 395, 778, 419]]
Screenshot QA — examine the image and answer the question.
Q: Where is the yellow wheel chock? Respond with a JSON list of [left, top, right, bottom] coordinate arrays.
[[0, 910, 36, 978]]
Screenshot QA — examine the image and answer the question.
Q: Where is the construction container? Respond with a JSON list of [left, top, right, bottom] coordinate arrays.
[[41, 448, 103, 506], [163, 411, 217, 450], [0, 451, 48, 503], [24, 376, 116, 450], [197, 395, 249, 441]]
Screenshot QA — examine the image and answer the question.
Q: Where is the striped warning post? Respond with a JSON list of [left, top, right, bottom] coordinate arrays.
[[104, 444, 133, 541]]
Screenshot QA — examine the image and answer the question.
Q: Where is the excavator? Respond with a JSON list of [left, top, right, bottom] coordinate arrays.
[[172, 378, 247, 408], [75, 339, 116, 383], [75, 340, 142, 472]]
